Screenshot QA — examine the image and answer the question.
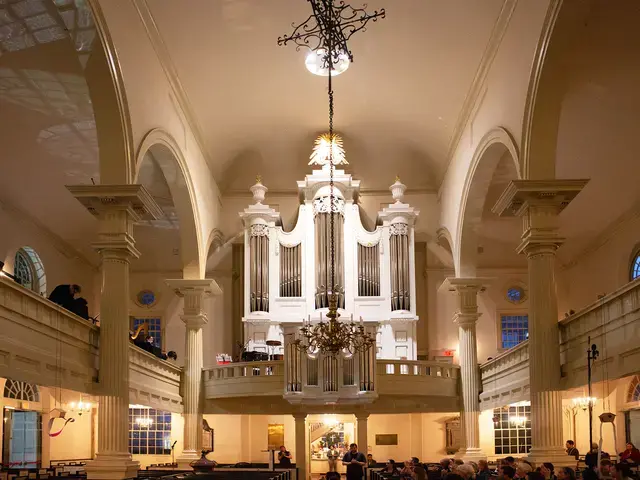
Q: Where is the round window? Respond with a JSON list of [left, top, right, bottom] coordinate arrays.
[[506, 286, 525, 304], [137, 290, 156, 306]]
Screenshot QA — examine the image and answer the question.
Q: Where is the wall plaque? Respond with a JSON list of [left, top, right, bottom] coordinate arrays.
[[375, 434, 398, 446], [268, 424, 285, 450]]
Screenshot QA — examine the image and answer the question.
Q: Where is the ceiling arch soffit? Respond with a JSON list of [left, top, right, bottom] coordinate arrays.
[[455, 126, 520, 277], [136, 128, 203, 279], [521, 0, 591, 180], [85, 0, 135, 184]]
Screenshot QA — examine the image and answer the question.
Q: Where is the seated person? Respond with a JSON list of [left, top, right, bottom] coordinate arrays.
[[383, 459, 399, 475], [367, 454, 377, 468], [49, 284, 81, 310]]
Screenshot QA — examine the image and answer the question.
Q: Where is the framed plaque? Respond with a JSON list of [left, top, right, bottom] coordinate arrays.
[[375, 434, 398, 446], [268, 424, 285, 450]]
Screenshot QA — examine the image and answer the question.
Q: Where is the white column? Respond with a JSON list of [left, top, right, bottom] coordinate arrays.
[[492, 179, 587, 466], [294, 413, 307, 480], [355, 412, 369, 454], [447, 278, 490, 462], [166, 279, 219, 467], [67, 185, 163, 480]]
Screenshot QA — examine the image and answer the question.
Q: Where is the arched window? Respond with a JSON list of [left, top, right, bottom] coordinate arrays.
[[14, 247, 46, 296], [628, 375, 640, 403], [3, 379, 40, 402], [631, 252, 640, 281]]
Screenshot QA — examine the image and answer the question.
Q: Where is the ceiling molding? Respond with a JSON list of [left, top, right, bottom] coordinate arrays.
[[441, 0, 519, 184], [561, 200, 640, 271], [0, 197, 97, 269], [131, 0, 213, 172]]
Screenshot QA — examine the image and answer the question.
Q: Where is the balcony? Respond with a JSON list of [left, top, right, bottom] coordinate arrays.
[[0, 276, 99, 393], [480, 277, 640, 407], [204, 357, 461, 414], [0, 276, 183, 411]]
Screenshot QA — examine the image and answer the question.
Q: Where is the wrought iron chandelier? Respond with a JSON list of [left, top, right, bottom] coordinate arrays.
[[278, 0, 384, 357]]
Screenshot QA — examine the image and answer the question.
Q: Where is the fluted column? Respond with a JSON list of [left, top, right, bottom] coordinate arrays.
[[355, 412, 369, 455], [166, 279, 219, 467], [293, 413, 307, 480], [493, 179, 587, 466], [447, 278, 490, 462], [67, 185, 163, 480]]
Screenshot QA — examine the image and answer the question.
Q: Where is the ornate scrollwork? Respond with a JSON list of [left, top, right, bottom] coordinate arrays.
[[389, 223, 409, 236], [313, 195, 345, 216], [277, 1, 386, 68], [250, 224, 269, 237]]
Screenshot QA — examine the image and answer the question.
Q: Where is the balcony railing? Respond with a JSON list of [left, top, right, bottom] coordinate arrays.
[[0, 276, 98, 393], [129, 344, 183, 412], [560, 276, 640, 388], [479, 341, 529, 409], [377, 360, 460, 397], [204, 360, 285, 399]]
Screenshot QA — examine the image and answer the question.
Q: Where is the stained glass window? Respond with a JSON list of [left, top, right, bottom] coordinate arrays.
[[506, 287, 524, 303], [493, 403, 531, 455], [631, 253, 640, 281], [128, 408, 172, 455], [132, 318, 162, 348], [500, 314, 529, 349]]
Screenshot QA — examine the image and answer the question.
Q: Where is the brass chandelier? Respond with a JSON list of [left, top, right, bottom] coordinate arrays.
[[278, 0, 383, 357]]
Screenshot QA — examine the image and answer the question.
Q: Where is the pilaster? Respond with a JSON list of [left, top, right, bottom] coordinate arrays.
[[67, 184, 162, 480], [166, 279, 221, 468], [493, 179, 587, 466], [293, 413, 308, 480], [355, 412, 370, 454], [445, 277, 491, 462]]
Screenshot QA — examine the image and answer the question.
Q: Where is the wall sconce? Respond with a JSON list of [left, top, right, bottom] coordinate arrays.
[[68, 400, 92, 416], [508, 415, 527, 428]]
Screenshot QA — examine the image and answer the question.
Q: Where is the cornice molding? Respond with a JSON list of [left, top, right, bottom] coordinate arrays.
[[131, 0, 213, 172], [0, 197, 97, 269], [442, 0, 518, 182], [222, 187, 437, 200]]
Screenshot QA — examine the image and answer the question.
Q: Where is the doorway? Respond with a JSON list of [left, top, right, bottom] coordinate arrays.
[[2, 408, 42, 469], [625, 409, 640, 446]]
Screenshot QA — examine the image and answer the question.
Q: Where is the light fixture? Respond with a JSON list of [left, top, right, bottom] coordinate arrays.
[[572, 396, 597, 410], [508, 415, 527, 428], [135, 416, 153, 428], [309, 133, 347, 168], [279, 1, 384, 358], [305, 48, 350, 76], [323, 415, 339, 427], [68, 400, 92, 416]]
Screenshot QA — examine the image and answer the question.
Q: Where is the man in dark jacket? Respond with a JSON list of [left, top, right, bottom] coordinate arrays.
[[49, 284, 81, 309]]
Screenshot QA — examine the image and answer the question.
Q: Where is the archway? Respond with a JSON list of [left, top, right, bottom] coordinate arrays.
[[456, 128, 520, 277], [135, 130, 202, 279]]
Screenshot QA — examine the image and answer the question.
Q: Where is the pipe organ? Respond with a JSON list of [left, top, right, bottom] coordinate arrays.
[[240, 165, 420, 368]]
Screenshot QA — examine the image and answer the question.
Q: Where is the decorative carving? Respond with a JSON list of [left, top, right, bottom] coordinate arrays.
[[250, 224, 269, 237], [389, 223, 409, 236], [313, 195, 345, 216]]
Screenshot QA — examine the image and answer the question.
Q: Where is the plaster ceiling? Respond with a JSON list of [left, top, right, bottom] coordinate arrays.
[[144, 0, 506, 193]]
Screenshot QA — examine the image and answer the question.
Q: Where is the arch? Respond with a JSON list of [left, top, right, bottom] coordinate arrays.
[[521, 1, 592, 180], [456, 127, 520, 277], [85, 0, 136, 184], [14, 247, 47, 296], [136, 129, 203, 279], [629, 245, 640, 282], [627, 375, 640, 404], [3, 379, 40, 402]]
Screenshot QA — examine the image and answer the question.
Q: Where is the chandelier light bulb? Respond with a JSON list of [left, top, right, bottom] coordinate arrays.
[[305, 49, 350, 77]]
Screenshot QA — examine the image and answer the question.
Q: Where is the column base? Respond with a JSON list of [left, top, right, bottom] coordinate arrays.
[[85, 453, 139, 480], [528, 446, 576, 467], [176, 450, 200, 470], [455, 448, 487, 462]]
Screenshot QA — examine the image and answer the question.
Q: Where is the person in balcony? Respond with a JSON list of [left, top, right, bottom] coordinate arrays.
[[278, 445, 292, 467], [342, 443, 366, 480], [49, 284, 81, 310], [619, 442, 640, 464]]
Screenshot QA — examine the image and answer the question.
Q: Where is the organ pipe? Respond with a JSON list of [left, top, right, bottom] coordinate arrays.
[[390, 223, 410, 311], [280, 244, 302, 297], [249, 224, 269, 312], [314, 209, 345, 308], [357, 243, 380, 296]]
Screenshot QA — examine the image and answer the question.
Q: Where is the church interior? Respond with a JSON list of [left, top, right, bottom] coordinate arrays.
[[0, 1, 639, 480]]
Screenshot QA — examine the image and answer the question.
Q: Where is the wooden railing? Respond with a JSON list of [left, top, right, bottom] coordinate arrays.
[[0, 276, 98, 393], [204, 360, 285, 398]]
